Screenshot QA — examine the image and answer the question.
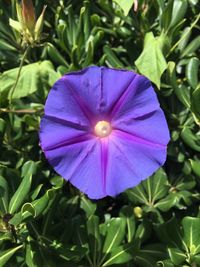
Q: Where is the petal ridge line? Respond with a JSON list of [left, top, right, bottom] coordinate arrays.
[[43, 134, 94, 151], [110, 73, 137, 116], [44, 114, 90, 131], [114, 130, 166, 149], [101, 138, 109, 195], [63, 78, 94, 123]]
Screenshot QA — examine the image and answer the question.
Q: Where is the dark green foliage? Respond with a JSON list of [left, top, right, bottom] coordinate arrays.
[[0, 0, 200, 266]]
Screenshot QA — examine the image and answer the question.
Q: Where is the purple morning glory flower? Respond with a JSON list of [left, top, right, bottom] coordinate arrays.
[[39, 66, 170, 199]]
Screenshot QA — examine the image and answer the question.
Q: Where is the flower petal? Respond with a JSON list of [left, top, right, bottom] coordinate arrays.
[[111, 75, 160, 120], [105, 130, 167, 196], [39, 115, 91, 151], [113, 109, 170, 146], [44, 138, 107, 199], [44, 77, 91, 126], [63, 66, 136, 121]]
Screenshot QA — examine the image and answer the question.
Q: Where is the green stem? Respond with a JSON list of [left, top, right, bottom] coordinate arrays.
[[0, 108, 40, 114], [9, 45, 31, 107]]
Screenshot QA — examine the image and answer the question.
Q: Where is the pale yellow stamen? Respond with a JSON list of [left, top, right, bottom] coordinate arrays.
[[94, 120, 112, 138]]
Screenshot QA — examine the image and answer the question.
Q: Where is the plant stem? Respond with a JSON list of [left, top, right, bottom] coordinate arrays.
[[0, 108, 42, 114], [9, 45, 31, 107]]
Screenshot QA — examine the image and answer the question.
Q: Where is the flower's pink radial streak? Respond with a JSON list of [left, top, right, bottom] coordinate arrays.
[[39, 66, 170, 199]]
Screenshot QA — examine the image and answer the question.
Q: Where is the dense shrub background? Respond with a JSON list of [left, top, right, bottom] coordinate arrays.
[[0, 0, 200, 266]]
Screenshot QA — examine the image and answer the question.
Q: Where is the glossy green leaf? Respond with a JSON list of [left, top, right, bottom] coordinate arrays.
[[21, 161, 38, 178], [80, 196, 96, 217], [186, 57, 199, 90], [103, 218, 126, 253], [120, 206, 136, 243], [181, 36, 200, 58], [0, 245, 23, 267], [0, 176, 9, 214], [155, 217, 183, 248], [168, 247, 186, 265], [126, 168, 169, 207], [102, 243, 133, 266], [9, 173, 32, 214], [182, 217, 200, 254], [167, 61, 190, 108], [103, 45, 124, 68], [190, 159, 200, 177], [169, 0, 188, 29], [191, 86, 200, 124], [87, 215, 101, 266], [47, 43, 69, 67], [181, 127, 200, 152], [113, 0, 134, 16]]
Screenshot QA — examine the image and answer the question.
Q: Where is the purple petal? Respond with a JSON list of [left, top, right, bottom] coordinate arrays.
[[44, 77, 91, 126], [44, 137, 107, 199], [40, 115, 90, 151], [112, 109, 170, 146], [105, 130, 167, 196], [63, 66, 136, 121], [111, 75, 160, 120]]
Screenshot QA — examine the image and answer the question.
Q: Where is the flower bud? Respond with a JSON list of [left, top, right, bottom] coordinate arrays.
[[133, 206, 143, 218], [34, 5, 47, 41], [22, 0, 36, 32]]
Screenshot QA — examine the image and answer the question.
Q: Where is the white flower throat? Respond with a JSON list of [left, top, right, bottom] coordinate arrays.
[[94, 121, 112, 138]]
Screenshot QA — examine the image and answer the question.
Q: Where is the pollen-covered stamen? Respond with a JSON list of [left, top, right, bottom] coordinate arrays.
[[94, 121, 112, 138]]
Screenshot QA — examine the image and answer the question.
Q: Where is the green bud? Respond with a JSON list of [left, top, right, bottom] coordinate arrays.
[[34, 5, 47, 41], [133, 206, 143, 218], [22, 0, 36, 33]]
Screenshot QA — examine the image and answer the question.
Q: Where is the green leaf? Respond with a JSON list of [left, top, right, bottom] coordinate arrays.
[[135, 32, 167, 88], [0, 39, 17, 52], [157, 259, 175, 267], [25, 236, 43, 267], [155, 217, 183, 248], [21, 203, 36, 218], [134, 244, 166, 267], [167, 61, 190, 108], [168, 247, 186, 265], [103, 218, 126, 254], [9, 18, 22, 32], [186, 57, 200, 90], [169, 0, 188, 29], [21, 161, 38, 178], [103, 45, 124, 68], [126, 168, 169, 207], [191, 86, 200, 124], [102, 244, 133, 266], [0, 176, 9, 214], [120, 206, 136, 243], [47, 43, 69, 67], [0, 61, 59, 100], [190, 159, 200, 177], [87, 215, 101, 265], [182, 217, 200, 254], [0, 245, 23, 267], [80, 196, 96, 217], [181, 36, 200, 58], [160, 0, 174, 31], [113, 0, 134, 15], [9, 174, 32, 214], [181, 127, 200, 152], [154, 194, 177, 212]]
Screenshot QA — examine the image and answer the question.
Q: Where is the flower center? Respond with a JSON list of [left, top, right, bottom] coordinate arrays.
[[94, 121, 112, 138]]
